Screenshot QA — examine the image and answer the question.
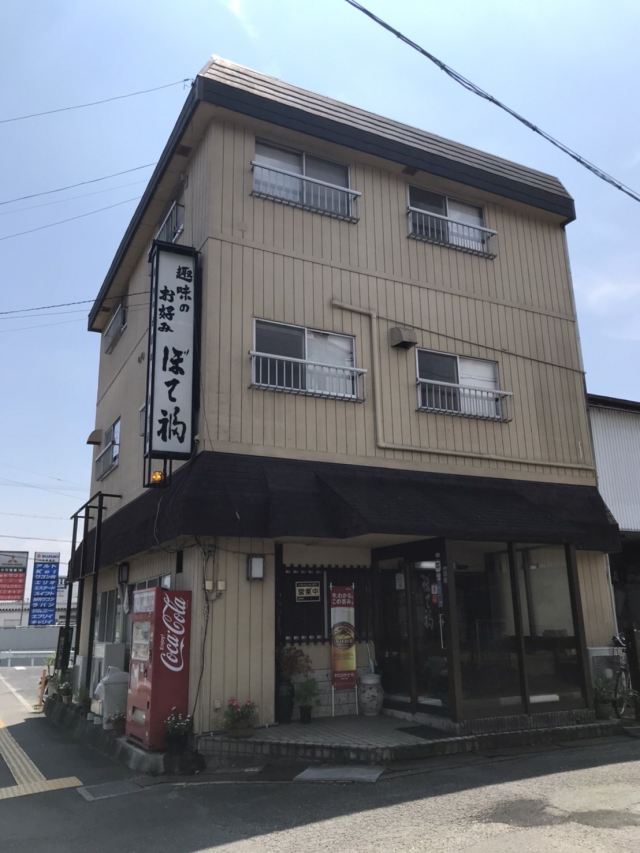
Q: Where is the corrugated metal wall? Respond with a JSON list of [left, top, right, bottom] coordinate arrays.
[[590, 406, 640, 531]]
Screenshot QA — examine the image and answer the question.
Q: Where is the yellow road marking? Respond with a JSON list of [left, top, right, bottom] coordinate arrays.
[[0, 777, 82, 800], [0, 719, 82, 800], [0, 722, 45, 785]]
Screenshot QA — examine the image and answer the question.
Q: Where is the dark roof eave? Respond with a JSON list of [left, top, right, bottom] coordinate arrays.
[[87, 78, 202, 330], [89, 71, 576, 327], [588, 393, 640, 414], [198, 76, 575, 223]]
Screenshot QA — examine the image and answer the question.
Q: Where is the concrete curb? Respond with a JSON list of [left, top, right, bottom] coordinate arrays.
[[44, 699, 165, 775]]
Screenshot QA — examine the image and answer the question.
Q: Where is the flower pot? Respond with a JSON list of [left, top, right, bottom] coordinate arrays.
[[595, 701, 612, 720], [299, 705, 312, 724], [226, 726, 255, 739], [165, 732, 190, 752], [276, 679, 295, 723], [358, 673, 384, 716], [112, 720, 126, 736], [62, 695, 72, 706]]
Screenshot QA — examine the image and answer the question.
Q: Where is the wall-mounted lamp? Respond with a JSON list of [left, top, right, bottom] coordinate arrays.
[[150, 469, 166, 485], [117, 562, 130, 584], [246, 555, 265, 581]]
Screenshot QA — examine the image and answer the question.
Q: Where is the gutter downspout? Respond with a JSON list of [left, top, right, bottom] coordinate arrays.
[[331, 298, 593, 472]]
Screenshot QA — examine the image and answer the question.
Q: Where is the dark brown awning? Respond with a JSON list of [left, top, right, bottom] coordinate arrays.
[[71, 451, 619, 578]]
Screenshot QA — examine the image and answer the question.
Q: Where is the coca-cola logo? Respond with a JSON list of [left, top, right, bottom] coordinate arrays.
[[160, 593, 187, 673]]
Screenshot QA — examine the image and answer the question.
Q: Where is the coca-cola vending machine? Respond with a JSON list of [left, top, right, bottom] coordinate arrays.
[[126, 587, 191, 750]]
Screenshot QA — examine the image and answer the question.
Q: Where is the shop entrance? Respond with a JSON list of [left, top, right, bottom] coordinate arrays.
[[376, 548, 449, 713]]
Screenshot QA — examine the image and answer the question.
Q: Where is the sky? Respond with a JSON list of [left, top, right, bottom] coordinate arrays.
[[0, 0, 639, 589]]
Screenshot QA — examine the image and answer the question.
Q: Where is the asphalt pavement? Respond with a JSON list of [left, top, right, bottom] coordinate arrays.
[[1, 666, 640, 852]]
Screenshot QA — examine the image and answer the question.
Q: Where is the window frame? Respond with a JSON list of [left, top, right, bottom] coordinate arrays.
[[407, 185, 496, 258], [415, 347, 509, 421], [95, 416, 121, 480], [103, 301, 127, 354], [252, 139, 359, 221], [251, 318, 364, 401]]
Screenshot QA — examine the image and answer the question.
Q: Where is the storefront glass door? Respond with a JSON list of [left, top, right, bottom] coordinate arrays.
[[376, 554, 449, 712]]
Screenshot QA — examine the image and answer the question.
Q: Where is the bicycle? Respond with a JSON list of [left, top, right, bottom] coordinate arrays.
[[611, 633, 637, 719]]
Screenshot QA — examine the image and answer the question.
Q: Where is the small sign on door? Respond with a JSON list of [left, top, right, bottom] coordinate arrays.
[[295, 581, 321, 603]]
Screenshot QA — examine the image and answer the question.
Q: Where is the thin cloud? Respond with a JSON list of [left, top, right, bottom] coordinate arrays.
[[225, 0, 259, 40]]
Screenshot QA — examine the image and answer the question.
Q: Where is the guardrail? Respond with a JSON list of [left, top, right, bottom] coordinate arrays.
[[251, 162, 360, 221], [250, 351, 366, 400]]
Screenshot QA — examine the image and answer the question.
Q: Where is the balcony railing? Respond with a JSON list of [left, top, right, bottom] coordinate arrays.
[[408, 207, 497, 258], [103, 302, 126, 354], [156, 201, 184, 243], [251, 162, 360, 222], [95, 442, 119, 480], [250, 351, 366, 400], [417, 379, 512, 421]]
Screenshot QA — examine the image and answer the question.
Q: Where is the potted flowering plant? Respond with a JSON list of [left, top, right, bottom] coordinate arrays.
[[294, 677, 319, 723], [223, 698, 257, 737], [58, 682, 73, 705], [164, 706, 193, 751], [107, 711, 126, 736]]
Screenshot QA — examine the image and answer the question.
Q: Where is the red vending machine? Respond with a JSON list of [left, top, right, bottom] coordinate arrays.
[[126, 587, 191, 750]]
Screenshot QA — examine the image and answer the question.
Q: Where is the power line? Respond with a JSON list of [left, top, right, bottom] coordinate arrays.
[[0, 196, 141, 242], [0, 79, 190, 125], [0, 534, 72, 543], [344, 0, 640, 205], [0, 289, 150, 317], [0, 178, 149, 217], [0, 163, 155, 207]]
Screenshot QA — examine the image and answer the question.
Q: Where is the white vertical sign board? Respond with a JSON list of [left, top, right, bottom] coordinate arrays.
[[146, 244, 197, 458]]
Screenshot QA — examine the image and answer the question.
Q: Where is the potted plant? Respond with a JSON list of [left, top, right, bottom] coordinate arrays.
[[164, 706, 193, 752], [277, 647, 311, 723], [294, 677, 319, 723], [593, 677, 614, 719], [108, 711, 126, 736], [59, 682, 73, 705], [74, 688, 91, 716], [223, 698, 257, 737]]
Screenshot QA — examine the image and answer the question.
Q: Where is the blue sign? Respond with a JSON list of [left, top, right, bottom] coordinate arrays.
[[28, 552, 60, 626]]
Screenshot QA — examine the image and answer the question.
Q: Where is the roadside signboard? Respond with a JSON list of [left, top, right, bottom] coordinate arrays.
[[0, 551, 28, 601], [28, 552, 60, 625], [330, 584, 357, 689]]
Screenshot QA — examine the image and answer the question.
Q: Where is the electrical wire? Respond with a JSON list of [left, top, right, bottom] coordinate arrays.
[[0, 289, 150, 316], [0, 534, 71, 543], [0, 178, 149, 217], [0, 164, 155, 206], [344, 0, 640, 204], [0, 79, 190, 125], [0, 196, 141, 242]]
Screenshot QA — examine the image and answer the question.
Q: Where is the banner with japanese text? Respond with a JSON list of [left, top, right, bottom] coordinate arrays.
[[146, 242, 198, 459], [330, 584, 357, 689], [28, 552, 60, 625], [0, 551, 28, 601]]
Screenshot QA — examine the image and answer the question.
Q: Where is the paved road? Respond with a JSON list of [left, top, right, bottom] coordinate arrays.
[[1, 667, 640, 852]]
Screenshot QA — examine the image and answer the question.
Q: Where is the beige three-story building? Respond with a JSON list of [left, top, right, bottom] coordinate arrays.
[[70, 58, 618, 735]]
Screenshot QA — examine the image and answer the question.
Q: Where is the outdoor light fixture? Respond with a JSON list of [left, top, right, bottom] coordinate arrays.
[[117, 562, 130, 584], [246, 555, 265, 581], [150, 469, 165, 485]]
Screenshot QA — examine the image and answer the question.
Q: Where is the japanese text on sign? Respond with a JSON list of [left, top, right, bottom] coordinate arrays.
[[146, 245, 197, 459], [28, 551, 60, 625]]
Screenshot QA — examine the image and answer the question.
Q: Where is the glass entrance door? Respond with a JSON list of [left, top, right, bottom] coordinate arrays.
[[376, 554, 449, 713], [411, 566, 448, 709]]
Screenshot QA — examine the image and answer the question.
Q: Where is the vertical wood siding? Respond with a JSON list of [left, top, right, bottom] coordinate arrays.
[[577, 551, 616, 646], [195, 118, 594, 484]]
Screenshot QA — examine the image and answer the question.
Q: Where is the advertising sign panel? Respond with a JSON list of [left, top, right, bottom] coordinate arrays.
[[0, 551, 28, 601], [330, 584, 357, 689], [28, 552, 60, 625], [145, 242, 198, 460]]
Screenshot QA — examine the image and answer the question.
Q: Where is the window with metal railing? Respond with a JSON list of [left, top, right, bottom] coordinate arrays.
[[251, 142, 360, 221], [408, 187, 497, 258], [95, 417, 121, 480], [156, 200, 185, 243], [416, 349, 511, 421], [103, 302, 127, 354], [250, 319, 366, 401]]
